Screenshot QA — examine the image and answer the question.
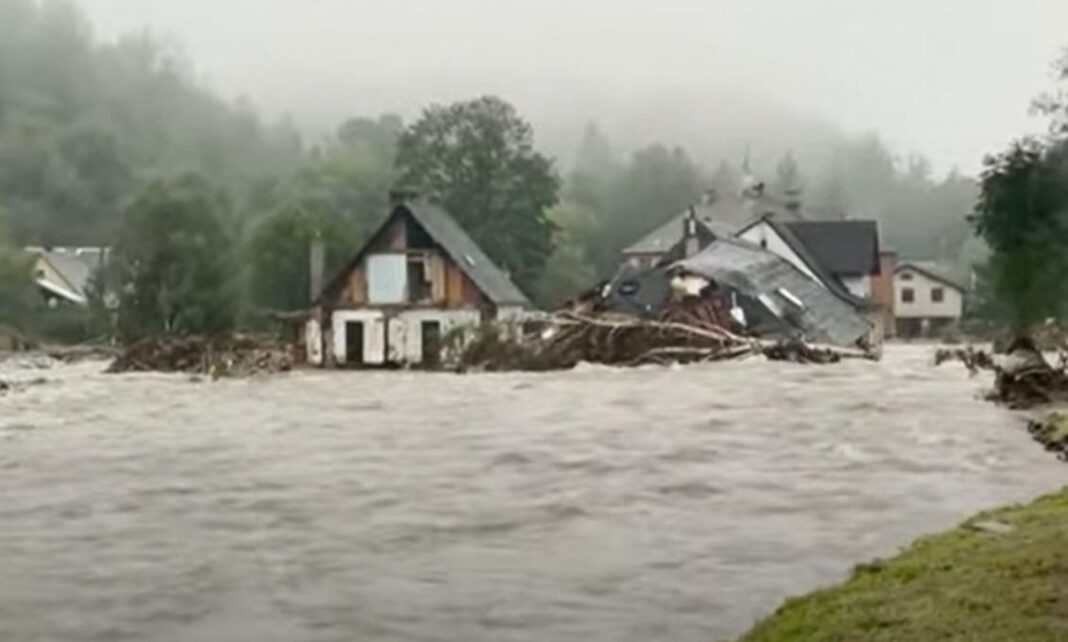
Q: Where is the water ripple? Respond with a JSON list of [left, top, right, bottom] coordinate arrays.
[[0, 346, 1064, 642]]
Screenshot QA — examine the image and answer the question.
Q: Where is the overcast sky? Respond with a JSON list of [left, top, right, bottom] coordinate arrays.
[[77, 0, 1068, 174]]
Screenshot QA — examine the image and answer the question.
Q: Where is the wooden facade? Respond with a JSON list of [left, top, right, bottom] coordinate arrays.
[[330, 210, 487, 311], [301, 202, 531, 368]]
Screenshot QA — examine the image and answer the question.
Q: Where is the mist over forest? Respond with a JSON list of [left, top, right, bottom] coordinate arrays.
[[3, 0, 1064, 334]]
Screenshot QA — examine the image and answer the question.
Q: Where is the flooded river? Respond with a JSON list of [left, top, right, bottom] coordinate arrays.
[[1, 346, 1065, 641]]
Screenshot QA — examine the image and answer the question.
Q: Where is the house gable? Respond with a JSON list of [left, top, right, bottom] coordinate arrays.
[[735, 217, 868, 307], [736, 219, 823, 283], [325, 207, 489, 310], [895, 264, 964, 320]]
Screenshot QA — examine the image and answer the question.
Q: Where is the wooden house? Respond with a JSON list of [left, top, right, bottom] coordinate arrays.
[[303, 199, 532, 367]]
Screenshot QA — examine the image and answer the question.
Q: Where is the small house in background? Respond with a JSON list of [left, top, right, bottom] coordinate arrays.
[[302, 198, 532, 367], [622, 201, 736, 270], [27, 247, 107, 307], [621, 187, 798, 270], [600, 207, 874, 349], [894, 261, 965, 339]]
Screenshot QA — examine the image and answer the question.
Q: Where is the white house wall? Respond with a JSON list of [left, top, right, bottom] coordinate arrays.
[[305, 319, 323, 366], [895, 269, 963, 319], [737, 222, 824, 285], [392, 309, 481, 364], [331, 310, 386, 365], [325, 308, 481, 366]]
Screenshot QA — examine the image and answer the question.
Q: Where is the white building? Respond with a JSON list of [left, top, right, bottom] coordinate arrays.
[[298, 199, 532, 368], [894, 261, 964, 338]]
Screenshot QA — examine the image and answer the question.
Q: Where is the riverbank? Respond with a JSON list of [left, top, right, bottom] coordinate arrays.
[[733, 487, 1068, 642]]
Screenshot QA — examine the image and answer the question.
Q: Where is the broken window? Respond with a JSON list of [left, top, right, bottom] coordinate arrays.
[[931, 287, 945, 303], [407, 256, 432, 303], [901, 287, 915, 304]]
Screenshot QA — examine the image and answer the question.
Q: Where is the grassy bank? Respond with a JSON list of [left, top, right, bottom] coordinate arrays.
[[734, 489, 1068, 641]]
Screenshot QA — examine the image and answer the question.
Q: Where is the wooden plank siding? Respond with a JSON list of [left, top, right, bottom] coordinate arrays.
[[333, 250, 484, 310], [325, 208, 493, 311]]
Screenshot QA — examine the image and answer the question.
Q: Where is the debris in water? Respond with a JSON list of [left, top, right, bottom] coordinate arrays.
[[936, 338, 1068, 409], [107, 334, 293, 378], [457, 311, 873, 372]]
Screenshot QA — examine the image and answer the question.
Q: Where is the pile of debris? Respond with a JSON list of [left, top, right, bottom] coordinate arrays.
[[107, 334, 293, 377], [458, 311, 871, 372], [936, 339, 1068, 410]]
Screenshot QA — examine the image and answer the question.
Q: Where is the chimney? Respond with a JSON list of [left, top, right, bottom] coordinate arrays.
[[389, 188, 418, 206], [683, 206, 700, 258], [309, 235, 325, 303]]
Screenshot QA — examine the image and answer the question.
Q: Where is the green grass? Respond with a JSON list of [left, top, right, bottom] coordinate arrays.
[[734, 489, 1068, 642]]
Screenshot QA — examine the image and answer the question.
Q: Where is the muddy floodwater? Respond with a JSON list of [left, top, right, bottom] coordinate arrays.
[[1, 346, 1065, 642]]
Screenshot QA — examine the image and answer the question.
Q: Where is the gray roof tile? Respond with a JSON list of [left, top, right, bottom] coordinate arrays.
[[405, 203, 531, 307], [673, 238, 872, 347]]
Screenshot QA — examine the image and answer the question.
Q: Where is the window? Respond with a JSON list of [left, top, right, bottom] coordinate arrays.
[[407, 257, 431, 303], [367, 254, 407, 304], [900, 272, 914, 281], [931, 287, 945, 303], [901, 288, 915, 304]]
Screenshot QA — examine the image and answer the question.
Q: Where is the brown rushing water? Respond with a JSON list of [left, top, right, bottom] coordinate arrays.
[[0, 346, 1064, 642]]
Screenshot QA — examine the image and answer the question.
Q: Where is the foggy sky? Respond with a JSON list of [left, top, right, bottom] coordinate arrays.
[[78, 0, 1068, 174]]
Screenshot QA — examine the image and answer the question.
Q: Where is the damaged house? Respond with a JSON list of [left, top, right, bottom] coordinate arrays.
[[621, 186, 801, 270], [603, 209, 877, 350], [301, 199, 532, 367], [28, 247, 108, 307]]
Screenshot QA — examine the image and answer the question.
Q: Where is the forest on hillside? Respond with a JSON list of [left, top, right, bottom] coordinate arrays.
[[0, 0, 984, 341]]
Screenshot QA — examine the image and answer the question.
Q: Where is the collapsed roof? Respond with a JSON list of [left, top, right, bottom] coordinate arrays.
[[672, 239, 873, 347], [31, 248, 106, 305]]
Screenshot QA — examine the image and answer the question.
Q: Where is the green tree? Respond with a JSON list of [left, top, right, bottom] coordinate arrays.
[[0, 211, 37, 330], [0, 0, 302, 246], [395, 96, 560, 288], [971, 139, 1068, 331], [591, 144, 704, 275], [532, 202, 599, 308], [246, 204, 358, 312], [110, 174, 237, 341]]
